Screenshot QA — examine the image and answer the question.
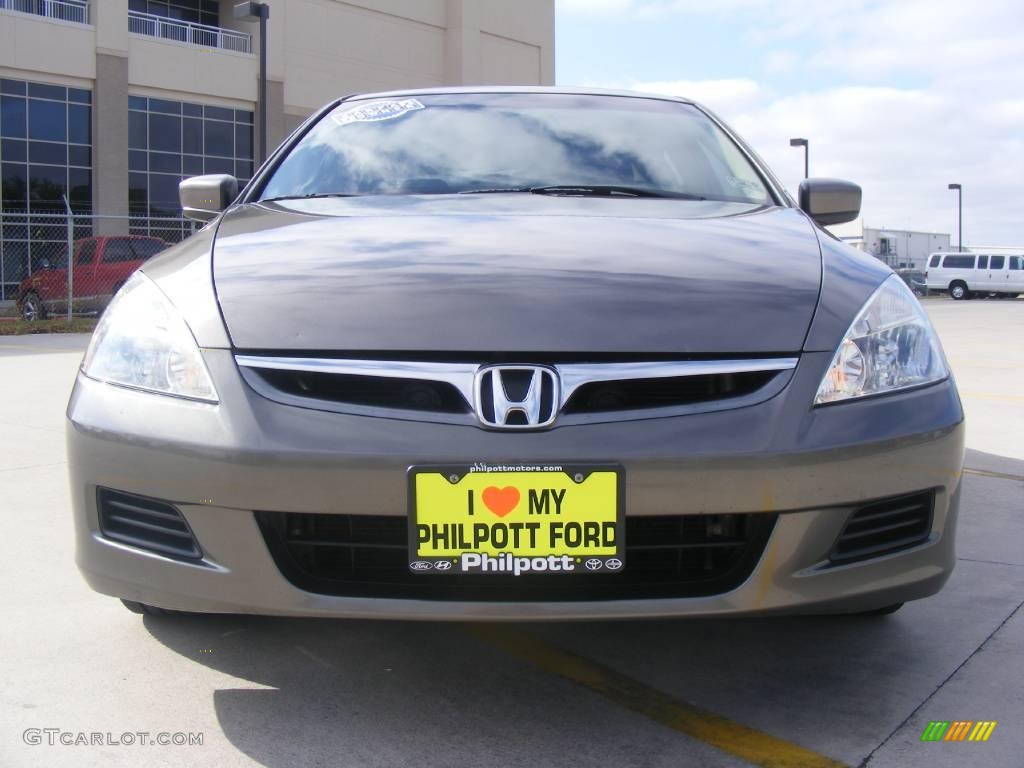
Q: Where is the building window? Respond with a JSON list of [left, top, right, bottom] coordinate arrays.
[[128, 0, 220, 28], [1, 78, 92, 213], [128, 95, 253, 219], [1, 77, 92, 301]]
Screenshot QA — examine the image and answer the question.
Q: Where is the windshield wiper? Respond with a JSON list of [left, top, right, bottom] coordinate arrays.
[[459, 185, 706, 200], [531, 185, 706, 199], [261, 192, 363, 202], [458, 187, 534, 194]]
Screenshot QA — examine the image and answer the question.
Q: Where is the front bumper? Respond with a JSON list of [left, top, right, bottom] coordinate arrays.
[[68, 350, 965, 620]]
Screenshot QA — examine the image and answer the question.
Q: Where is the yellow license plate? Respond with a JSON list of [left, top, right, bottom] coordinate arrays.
[[408, 463, 624, 576]]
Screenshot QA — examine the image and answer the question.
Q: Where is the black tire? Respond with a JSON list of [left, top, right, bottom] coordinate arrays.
[[857, 602, 904, 616], [20, 291, 46, 321], [949, 281, 968, 300], [120, 599, 180, 616]]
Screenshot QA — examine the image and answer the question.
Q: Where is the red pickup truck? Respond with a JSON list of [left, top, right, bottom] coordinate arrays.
[[16, 236, 168, 320]]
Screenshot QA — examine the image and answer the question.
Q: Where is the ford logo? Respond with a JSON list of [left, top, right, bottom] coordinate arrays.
[[410, 561, 433, 571]]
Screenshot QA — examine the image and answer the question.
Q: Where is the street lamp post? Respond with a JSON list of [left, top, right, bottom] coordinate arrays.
[[948, 183, 963, 252], [234, 2, 270, 165], [789, 138, 809, 179]]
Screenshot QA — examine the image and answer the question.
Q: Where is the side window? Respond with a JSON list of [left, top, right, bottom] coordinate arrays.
[[76, 240, 97, 265], [990, 256, 1004, 270], [976, 255, 988, 270], [130, 239, 168, 261], [942, 255, 975, 269], [929, 254, 941, 268], [101, 239, 138, 263], [1010, 256, 1022, 271]]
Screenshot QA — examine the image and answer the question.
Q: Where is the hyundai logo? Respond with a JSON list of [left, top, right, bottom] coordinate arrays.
[[474, 365, 560, 429]]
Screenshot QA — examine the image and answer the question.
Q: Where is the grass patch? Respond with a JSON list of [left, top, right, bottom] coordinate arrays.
[[0, 317, 98, 335]]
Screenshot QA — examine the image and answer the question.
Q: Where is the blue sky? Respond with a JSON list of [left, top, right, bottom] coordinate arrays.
[[557, 8, 906, 94], [555, 0, 1023, 245]]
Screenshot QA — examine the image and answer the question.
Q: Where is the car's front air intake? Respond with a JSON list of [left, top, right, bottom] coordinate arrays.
[[97, 488, 201, 561], [562, 370, 779, 413], [255, 511, 777, 601], [252, 368, 468, 413], [830, 490, 934, 565]]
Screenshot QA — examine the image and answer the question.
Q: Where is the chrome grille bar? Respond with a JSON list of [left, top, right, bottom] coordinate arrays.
[[555, 359, 798, 404], [235, 356, 479, 406]]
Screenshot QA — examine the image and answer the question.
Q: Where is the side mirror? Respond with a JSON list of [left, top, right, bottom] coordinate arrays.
[[179, 174, 239, 222], [798, 178, 861, 226]]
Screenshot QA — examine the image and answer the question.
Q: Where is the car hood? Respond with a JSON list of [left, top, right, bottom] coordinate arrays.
[[212, 195, 822, 354]]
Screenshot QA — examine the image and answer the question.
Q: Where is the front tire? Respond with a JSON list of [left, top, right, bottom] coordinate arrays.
[[857, 602, 904, 616], [20, 291, 46, 321], [949, 281, 968, 300], [120, 599, 181, 616]]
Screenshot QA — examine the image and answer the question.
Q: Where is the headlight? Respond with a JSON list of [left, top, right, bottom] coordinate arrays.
[[814, 275, 947, 404], [82, 272, 218, 403]]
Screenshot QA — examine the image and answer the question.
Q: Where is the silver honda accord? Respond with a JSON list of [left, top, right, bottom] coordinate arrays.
[[69, 88, 964, 620]]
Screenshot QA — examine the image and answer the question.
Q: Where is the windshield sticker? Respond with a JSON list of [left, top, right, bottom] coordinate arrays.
[[332, 98, 425, 126]]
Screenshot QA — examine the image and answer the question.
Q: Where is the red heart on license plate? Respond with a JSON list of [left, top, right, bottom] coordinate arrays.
[[482, 486, 520, 518]]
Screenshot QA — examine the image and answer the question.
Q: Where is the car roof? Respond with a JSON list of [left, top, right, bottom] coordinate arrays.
[[343, 85, 697, 107]]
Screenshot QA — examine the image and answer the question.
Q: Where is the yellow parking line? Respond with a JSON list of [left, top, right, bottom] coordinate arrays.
[[964, 467, 1024, 482], [467, 625, 848, 768]]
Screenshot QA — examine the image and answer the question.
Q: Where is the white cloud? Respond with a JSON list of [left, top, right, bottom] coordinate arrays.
[[575, 0, 1024, 244]]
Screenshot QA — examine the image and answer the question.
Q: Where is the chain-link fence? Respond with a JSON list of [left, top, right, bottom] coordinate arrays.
[[0, 208, 197, 319]]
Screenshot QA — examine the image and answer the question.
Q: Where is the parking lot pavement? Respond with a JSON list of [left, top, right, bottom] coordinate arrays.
[[923, 297, 1024, 462], [0, 297, 1021, 768]]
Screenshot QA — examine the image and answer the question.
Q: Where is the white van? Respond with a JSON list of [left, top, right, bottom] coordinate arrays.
[[925, 252, 1024, 299]]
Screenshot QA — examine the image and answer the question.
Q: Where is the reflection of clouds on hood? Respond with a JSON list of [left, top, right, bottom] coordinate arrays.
[[262, 96, 770, 204]]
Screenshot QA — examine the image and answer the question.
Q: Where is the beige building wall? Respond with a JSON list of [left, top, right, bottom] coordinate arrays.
[[0, 10, 96, 83], [0, 0, 555, 216], [249, 0, 556, 136]]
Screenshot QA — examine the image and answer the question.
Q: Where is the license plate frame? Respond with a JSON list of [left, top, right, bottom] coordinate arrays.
[[407, 463, 625, 576]]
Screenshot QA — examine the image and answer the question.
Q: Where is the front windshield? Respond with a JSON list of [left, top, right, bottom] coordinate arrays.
[[259, 93, 774, 205]]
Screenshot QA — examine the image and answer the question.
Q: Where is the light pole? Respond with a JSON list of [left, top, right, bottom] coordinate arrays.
[[948, 183, 962, 252], [789, 137, 809, 179], [234, 2, 270, 165]]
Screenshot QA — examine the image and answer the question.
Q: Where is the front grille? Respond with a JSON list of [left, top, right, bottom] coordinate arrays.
[[255, 511, 777, 601], [97, 488, 202, 561], [236, 354, 797, 424], [830, 490, 934, 565], [563, 370, 780, 413]]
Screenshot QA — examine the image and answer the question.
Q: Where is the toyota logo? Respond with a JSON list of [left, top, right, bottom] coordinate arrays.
[[474, 365, 560, 430]]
